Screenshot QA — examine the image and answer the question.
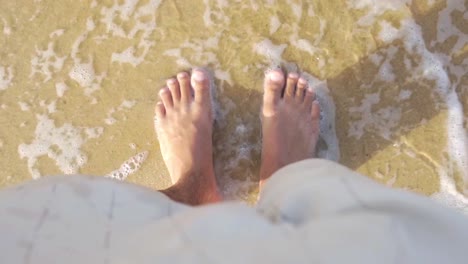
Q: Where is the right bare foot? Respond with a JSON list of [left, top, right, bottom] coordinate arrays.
[[155, 69, 221, 205], [259, 69, 321, 187]]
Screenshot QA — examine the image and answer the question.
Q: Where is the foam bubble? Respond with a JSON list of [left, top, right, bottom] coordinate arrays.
[[55, 82, 69, 97], [106, 151, 148, 181], [68, 61, 105, 96], [69, 62, 95, 88]]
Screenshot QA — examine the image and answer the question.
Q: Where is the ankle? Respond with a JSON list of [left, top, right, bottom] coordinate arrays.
[[162, 171, 221, 206]]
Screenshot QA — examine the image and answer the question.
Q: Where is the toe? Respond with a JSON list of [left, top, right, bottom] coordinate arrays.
[[177, 71, 192, 103], [303, 87, 315, 109], [295, 77, 307, 102], [191, 69, 211, 105], [159, 87, 173, 108], [311, 100, 320, 120], [284, 73, 299, 100], [263, 69, 285, 117], [167, 78, 181, 103], [155, 101, 166, 119]]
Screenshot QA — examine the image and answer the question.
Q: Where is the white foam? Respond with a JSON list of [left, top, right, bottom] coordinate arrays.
[[55, 82, 69, 97], [85, 127, 104, 139], [163, 48, 190, 67], [254, 39, 287, 65], [18, 102, 30, 112], [346, 0, 407, 26], [432, 168, 468, 215], [214, 69, 233, 86], [349, 0, 468, 210], [120, 100, 136, 109], [104, 100, 136, 125], [290, 2, 303, 19], [49, 29, 64, 38], [377, 46, 397, 82], [69, 61, 106, 96], [303, 73, 340, 161], [112, 46, 147, 67], [446, 91, 468, 188], [101, 0, 161, 67], [369, 53, 383, 65], [30, 42, 66, 82], [18, 115, 95, 179], [270, 16, 281, 34], [378, 20, 399, 44], [163, 34, 232, 85], [307, 3, 316, 16], [2, 18, 11, 35], [46, 101, 56, 114], [433, 0, 466, 54], [69, 62, 95, 88], [398, 90, 412, 100], [68, 18, 105, 96], [106, 151, 148, 181], [0, 65, 14, 90], [201, 0, 230, 27], [348, 92, 402, 140]]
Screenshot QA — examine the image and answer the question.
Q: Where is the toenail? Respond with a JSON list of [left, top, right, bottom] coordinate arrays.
[[299, 78, 307, 84], [269, 71, 283, 82], [177, 72, 188, 79], [289, 73, 298, 79], [168, 78, 176, 84], [193, 71, 206, 82]]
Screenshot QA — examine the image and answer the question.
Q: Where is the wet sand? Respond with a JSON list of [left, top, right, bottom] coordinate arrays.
[[0, 0, 466, 209]]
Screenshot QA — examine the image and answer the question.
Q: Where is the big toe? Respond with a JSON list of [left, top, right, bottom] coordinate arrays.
[[191, 69, 211, 105], [263, 69, 285, 117]]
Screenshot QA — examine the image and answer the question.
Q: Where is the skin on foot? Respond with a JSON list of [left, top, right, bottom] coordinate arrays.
[[259, 69, 321, 187], [155, 69, 221, 205]]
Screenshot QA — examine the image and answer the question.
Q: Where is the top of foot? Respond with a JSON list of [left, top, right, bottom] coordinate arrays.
[[260, 69, 321, 186], [155, 69, 220, 204]]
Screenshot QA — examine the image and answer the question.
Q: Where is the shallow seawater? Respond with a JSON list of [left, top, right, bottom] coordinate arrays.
[[0, 0, 466, 210]]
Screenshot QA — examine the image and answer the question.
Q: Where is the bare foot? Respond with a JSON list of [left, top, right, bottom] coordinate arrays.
[[155, 69, 221, 205], [259, 69, 321, 187]]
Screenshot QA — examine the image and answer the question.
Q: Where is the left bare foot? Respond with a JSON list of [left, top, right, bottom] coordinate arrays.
[[155, 69, 221, 205]]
